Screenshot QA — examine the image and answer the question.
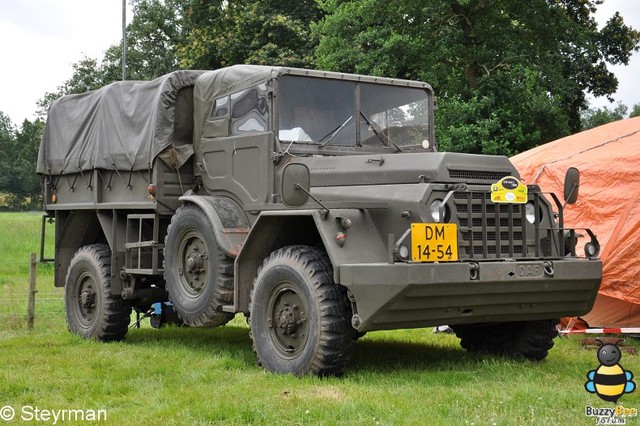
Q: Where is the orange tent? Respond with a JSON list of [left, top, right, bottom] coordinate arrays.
[[511, 117, 640, 328]]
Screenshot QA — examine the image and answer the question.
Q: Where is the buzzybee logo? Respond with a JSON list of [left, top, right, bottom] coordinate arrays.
[[585, 339, 636, 403], [584, 339, 637, 425]]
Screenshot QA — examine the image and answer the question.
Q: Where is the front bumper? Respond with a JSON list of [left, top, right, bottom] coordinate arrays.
[[339, 259, 602, 332]]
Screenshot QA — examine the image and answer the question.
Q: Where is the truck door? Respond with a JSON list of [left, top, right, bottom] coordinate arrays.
[[199, 132, 275, 205]]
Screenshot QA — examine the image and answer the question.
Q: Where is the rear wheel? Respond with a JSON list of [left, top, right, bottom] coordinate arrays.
[[452, 319, 558, 361], [164, 204, 234, 327], [65, 244, 131, 341], [249, 245, 353, 376]]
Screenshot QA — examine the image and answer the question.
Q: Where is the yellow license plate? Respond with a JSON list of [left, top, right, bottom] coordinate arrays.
[[411, 223, 458, 262]]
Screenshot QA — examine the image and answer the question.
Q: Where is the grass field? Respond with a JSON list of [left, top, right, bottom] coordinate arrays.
[[0, 212, 638, 425]]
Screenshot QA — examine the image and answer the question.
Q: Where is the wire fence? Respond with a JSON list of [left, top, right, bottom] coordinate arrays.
[[1, 254, 155, 330], [0, 294, 64, 301], [0, 294, 64, 303], [0, 294, 64, 318], [0, 254, 65, 328]]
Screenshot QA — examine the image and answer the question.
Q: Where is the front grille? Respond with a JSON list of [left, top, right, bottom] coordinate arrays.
[[448, 169, 511, 182], [451, 190, 552, 259]]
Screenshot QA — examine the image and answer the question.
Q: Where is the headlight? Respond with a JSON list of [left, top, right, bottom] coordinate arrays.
[[525, 202, 537, 224], [584, 242, 599, 258], [430, 199, 449, 223]]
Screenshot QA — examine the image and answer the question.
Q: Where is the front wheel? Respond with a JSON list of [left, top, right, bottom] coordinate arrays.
[[65, 244, 131, 341], [249, 245, 353, 377], [452, 319, 558, 361]]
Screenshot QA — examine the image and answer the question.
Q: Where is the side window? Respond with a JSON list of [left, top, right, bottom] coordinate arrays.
[[230, 83, 269, 135], [210, 96, 230, 119]]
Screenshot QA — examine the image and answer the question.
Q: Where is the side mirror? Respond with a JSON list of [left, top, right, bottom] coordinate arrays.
[[281, 163, 310, 207], [564, 167, 580, 204]]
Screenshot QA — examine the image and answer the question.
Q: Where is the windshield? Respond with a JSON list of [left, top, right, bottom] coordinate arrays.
[[278, 75, 432, 149]]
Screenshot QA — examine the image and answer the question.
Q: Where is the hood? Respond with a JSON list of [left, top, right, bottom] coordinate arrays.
[[295, 152, 517, 187]]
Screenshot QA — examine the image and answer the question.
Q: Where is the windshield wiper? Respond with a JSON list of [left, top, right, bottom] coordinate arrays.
[[319, 115, 353, 146], [359, 111, 402, 152]]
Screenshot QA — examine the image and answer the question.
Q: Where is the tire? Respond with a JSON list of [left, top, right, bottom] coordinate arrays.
[[65, 244, 131, 341], [452, 319, 558, 361], [164, 204, 234, 327], [249, 245, 353, 377]]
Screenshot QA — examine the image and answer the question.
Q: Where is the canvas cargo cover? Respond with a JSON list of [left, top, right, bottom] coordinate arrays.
[[511, 117, 640, 313], [37, 70, 205, 175]]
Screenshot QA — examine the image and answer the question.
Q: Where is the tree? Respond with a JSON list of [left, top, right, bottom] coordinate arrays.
[[39, 0, 323, 116], [38, 0, 188, 118], [314, 0, 640, 155], [0, 113, 44, 210], [0, 112, 16, 202], [180, 0, 322, 69], [630, 103, 640, 118], [101, 0, 187, 81], [37, 57, 109, 118], [581, 102, 628, 129], [12, 119, 45, 209]]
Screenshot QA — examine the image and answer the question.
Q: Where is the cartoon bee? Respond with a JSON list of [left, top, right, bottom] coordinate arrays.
[[585, 339, 636, 403]]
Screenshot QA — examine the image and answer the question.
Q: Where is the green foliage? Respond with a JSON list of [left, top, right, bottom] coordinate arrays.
[[180, 0, 322, 69], [313, 0, 425, 80], [102, 0, 187, 81], [314, 0, 640, 154], [581, 101, 629, 129], [0, 112, 15, 192], [437, 66, 572, 155], [36, 57, 114, 118], [0, 115, 43, 210], [630, 103, 640, 118]]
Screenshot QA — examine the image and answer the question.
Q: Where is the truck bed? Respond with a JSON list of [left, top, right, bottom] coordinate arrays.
[[42, 158, 193, 214]]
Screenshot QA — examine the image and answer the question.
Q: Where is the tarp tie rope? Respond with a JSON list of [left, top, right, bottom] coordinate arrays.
[[68, 174, 79, 192], [77, 168, 87, 190], [126, 168, 134, 190], [547, 128, 640, 165], [105, 171, 114, 191], [53, 169, 64, 190], [86, 168, 94, 190], [530, 128, 640, 185], [167, 149, 185, 194], [531, 165, 545, 184]]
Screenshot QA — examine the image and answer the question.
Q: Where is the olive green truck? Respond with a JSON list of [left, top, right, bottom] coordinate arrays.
[[38, 66, 602, 376]]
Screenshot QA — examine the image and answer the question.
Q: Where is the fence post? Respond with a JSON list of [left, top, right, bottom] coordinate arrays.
[[27, 252, 37, 330]]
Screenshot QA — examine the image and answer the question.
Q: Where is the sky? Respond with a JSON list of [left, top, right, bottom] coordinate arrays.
[[589, 0, 640, 110], [0, 0, 638, 126], [0, 0, 132, 125]]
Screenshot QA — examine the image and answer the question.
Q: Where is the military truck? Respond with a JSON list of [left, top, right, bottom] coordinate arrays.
[[38, 65, 602, 376]]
